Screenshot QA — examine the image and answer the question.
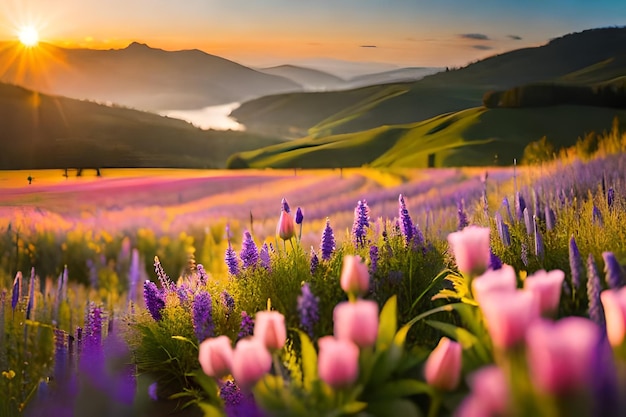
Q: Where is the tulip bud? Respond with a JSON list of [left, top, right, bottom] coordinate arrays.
[[479, 290, 539, 350], [601, 287, 626, 349], [231, 338, 272, 391], [523, 269, 565, 317], [198, 336, 233, 379], [253, 311, 286, 351], [333, 299, 378, 348], [471, 264, 517, 305], [424, 337, 462, 391], [276, 210, 295, 241], [340, 255, 370, 296], [317, 336, 359, 388], [447, 226, 491, 277]]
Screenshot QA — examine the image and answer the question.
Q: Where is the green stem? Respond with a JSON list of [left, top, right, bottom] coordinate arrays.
[[427, 392, 442, 417]]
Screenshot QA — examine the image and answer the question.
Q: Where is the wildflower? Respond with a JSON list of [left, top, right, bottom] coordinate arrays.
[[143, 280, 165, 321], [569, 235, 583, 289], [472, 264, 517, 306], [526, 317, 601, 395], [238, 311, 255, 340], [398, 194, 414, 245], [369, 244, 379, 275], [198, 335, 233, 378], [153, 256, 171, 292], [545, 205, 556, 231], [225, 241, 240, 277], [587, 254, 604, 326], [600, 287, 626, 349], [457, 199, 469, 231], [220, 291, 235, 320], [259, 243, 271, 271], [84, 302, 104, 349], [196, 263, 209, 286], [333, 299, 379, 348], [515, 192, 526, 220], [297, 282, 320, 338], [11, 271, 21, 311], [340, 255, 370, 297], [239, 231, 259, 270], [488, 251, 502, 271], [281, 198, 291, 213], [317, 336, 359, 389], [495, 212, 511, 247], [424, 337, 462, 391], [231, 338, 272, 391], [295, 207, 303, 225], [501, 196, 513, 223], [253, 311, 286, 351], [352, 199, 370, 248], [607, 187, 615, 208], [603, 251, 624, 289], [533, 216, 544, 260], [479, 290, 539, 350], [193, 291, 215, 342], [524, 270, 565, 317], [310, 248, 319, 275], [592, 205, 603, 227], [523, 208, 532, 236], [148, 383, 158, 401], [447, 226, 491, 277], [320, 218, 335, 261], [277, 198, 295, 241], [53, 329, 68, 382], [521, 242, 529, 267], [26, 268, 35, 320]]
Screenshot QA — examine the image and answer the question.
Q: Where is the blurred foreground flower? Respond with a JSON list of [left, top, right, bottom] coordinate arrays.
[[424, 337, 462, 391], [447, 226, 491, 277]]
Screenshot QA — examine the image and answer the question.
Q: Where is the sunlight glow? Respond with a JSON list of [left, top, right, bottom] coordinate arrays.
[[18, 26, 39, 47]]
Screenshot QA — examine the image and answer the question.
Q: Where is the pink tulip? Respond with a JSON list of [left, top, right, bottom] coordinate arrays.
[[471, 264, 517, 305], [447, 226, 491, 277], [276, 208, 295, 241], [231, 338, 272, 391], [601, 287, 626, 348], [424, 337, 462, 391], [523, 269, 565, 317], [198, 336, 233, 378], [333, 299, 378, 348], [479, 290, 539, 349], [526, 317, 600, 394], [254, 311, 287, 351], [457, 366, 509, 417], [317, 336, 360, 388], [340, 255, 370, 296]]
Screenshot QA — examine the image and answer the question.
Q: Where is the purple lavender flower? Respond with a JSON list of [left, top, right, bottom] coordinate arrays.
[[259, 243, 271, 271], [515, 192, 526, 221], [320, 218, 335, 261], [481, 172, 489, 218], [587, 254, 604, 326], [495, 212, 511, 247], [53, 329, 68, 382], [411, 224, 425, 249], [237, 311, 255, 340], [533, 215, 544, 260], [225, 241, 240, 277], [295, 207, 304, 225], [220, 380, 243, 410], [607, 187, 615, 208], [176, 284, 192, 305], [592, 205, 604, 227], [153, 256, 172, 292], [523, 207, 533, 236], [239, 231, 259, 270], [26, 268, 36, 320], [602, 252, 624, 289], [310, 248, 319, 275], [489, 251, 502, 270], [193, 291, 214, 342], [521, 242, 529, 267], [281, 198, 291, 213], [11, 271, 21, 311], [456, 199, 469, 231], [297, 282, 320, 338], [545, 205, 556, 231], [369, 245, 379, 274], [85, 302, 104, 349], [220, 380, 266, 417], [501, 197, 513, 223], [398, 194, 414, 246], [220, 291, 235, 320], [143, 280, 165, 321], [197, 263, 209, 286], [569, 235, 583, 289], [148, 382, 158, 401], [352, 199, 370, 248]]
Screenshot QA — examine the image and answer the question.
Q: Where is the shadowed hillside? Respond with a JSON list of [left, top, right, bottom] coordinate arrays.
[[0, 82, 283, 170]]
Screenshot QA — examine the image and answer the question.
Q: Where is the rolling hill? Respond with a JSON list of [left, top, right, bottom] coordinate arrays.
[[0, 82, 283, 170]]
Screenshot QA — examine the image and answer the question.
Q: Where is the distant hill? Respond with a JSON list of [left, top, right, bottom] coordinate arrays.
[[227, 105, 626, 169], [232, 27, 626, 139], [257, 65, 346, 91], [0, 41, 301, 111], [0, 82, 283, 170]]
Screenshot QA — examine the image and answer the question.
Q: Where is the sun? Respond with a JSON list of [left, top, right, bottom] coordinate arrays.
[[18, 26, 39, 47]]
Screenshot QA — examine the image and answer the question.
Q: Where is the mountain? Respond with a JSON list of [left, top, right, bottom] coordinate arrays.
[[257, 65, 346, 91], [346, 67, 443, 89], [0, 41, 301, 111], [232, 27, 626, 140], [0, 82, 283, 170]]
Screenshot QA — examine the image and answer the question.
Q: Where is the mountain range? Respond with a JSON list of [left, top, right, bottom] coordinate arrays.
[[1, 26, 626, 170]]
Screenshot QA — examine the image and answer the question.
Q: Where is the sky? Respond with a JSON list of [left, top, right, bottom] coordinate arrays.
[[1, 0, 626, 70]]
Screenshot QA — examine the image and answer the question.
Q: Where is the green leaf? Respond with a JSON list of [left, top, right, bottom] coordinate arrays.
[[197, 401, 226, 417], [365, 399, 423, 417], [423, 320, 479, 349], [376, 295, 397, 351], [191, 368, 220, 401], [411, 268, 454, 311], [297, 330, 318, 391], [339, 401, 368, 415], [171, 335, 198, 349], [368, 379, 433, 401]]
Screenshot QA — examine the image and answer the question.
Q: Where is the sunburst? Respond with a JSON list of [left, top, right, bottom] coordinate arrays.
[[17, 25, 39, 47]]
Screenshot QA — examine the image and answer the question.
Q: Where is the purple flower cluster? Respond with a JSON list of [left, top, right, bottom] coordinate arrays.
[[85, 302, 104, 349], [239, 231, 259, 270], [369, 245, 379, 275], [193, 291, 214, 342], [259, 243, 271, 271], [592, 205, 604, 227], [11, 271, 21, 311], [398, 194, 415, 246], [602, 252, 624, 289], [310, 248, 319, 275], [225, 241, 240, 277], [295, 207, 304, 225], [515, 192, 526, 220], [143, 280, 165, 321], [587, 254, 604, 326], [220, 290, 235, 320], [153, 256, 172, 292], [352, 199, 370, 248], [237, 311, 255, 340], [495, 212, 511, 247], [489, 251, 502, 270], [457, 199, 469, 231], [533, 216, 544, 260], [196, 263, 209, 286], [320, 218, 335, 261], [545, 205, 556, 231], [569, 235, 583, 289], [220, 380, 265, 417], [297, 282, 320, 338]]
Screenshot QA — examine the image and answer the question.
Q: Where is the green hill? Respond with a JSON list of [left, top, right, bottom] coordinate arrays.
[[227, 105, 626, 169], [0, 83, 283, 170]]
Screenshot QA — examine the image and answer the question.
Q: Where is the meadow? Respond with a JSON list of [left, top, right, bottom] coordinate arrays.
[[1, 130, 626, 416]]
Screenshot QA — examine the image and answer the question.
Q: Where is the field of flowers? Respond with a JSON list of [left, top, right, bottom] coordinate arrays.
[[1, 132, 626, 416]]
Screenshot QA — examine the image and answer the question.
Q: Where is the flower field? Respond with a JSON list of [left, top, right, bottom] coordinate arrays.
[[1, 137, 626, 416]]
